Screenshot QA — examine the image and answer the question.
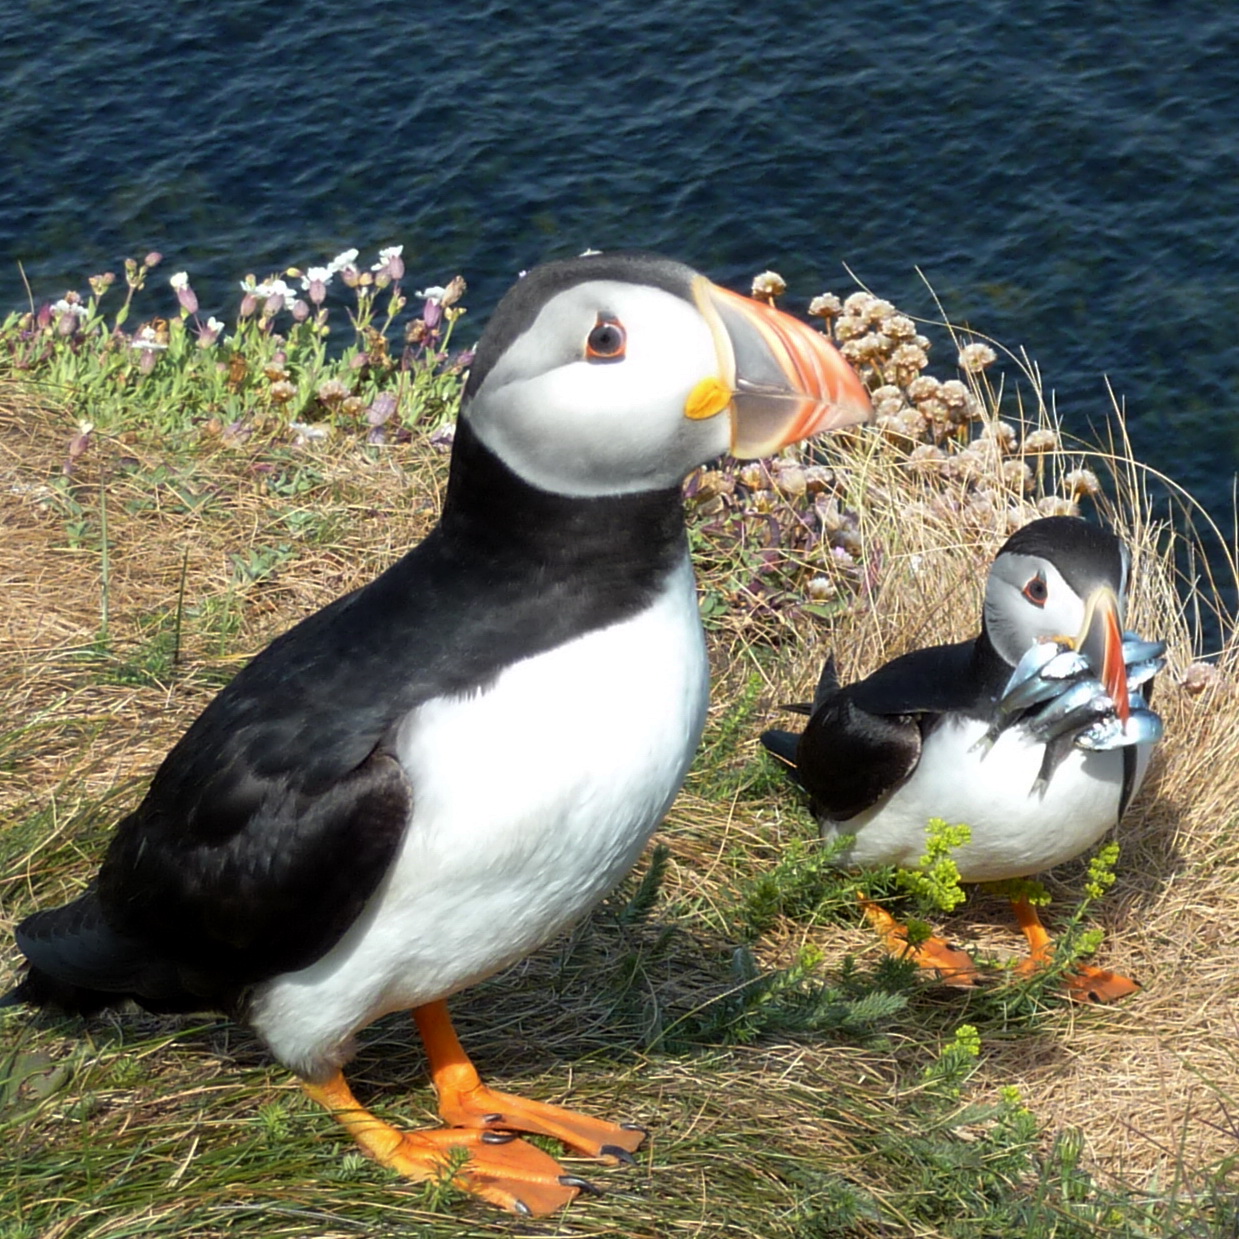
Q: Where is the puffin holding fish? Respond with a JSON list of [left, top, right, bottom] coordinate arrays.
[[761, 516, 1164, 1002]]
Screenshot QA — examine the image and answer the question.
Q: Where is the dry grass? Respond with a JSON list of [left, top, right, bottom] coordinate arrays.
[[2, 347, 1237, 1236]]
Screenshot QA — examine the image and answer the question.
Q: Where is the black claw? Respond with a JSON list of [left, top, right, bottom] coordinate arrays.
[[481, 1112, 505, 1123], [619, 1122, 649, 1135], [481, 1130, 518, 1145], [600, 1144, 637, 1166], [559, 1174, 603, 1196], [513, 1199, 533, 1217]]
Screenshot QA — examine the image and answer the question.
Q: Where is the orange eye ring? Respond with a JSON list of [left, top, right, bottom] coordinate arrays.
[[1022, 575, 1048, 607], [586, 316, 626, 360]]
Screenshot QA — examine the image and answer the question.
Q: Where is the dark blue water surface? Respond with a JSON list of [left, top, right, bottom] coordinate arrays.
[[3, 0, 1238, 533]]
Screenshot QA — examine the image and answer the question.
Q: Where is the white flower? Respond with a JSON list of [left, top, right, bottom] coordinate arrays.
[[170, 271, 190, 291], [240, 275, 296, 300], [207, 316, 225, 333], [300, 265, 333, 289], [289, 421, 330, 441], [371, 245, 403, 271], [416, 285, 448, 302], [52, 299, 89, 318], [328, 248, 359, 274], [132, 325, 167, 351]]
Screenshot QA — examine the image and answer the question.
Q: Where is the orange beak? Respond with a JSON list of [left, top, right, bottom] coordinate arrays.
[[688, 278, 872, 456], [1076, 586, 1130, 723]]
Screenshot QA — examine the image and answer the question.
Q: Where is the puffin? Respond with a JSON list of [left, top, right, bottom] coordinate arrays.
[[761, 516, 1164, 1003], [4, 252, 871, 1216]]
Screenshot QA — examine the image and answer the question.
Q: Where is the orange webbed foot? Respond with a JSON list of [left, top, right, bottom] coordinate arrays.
[[858, 895, 980, 987], [435, 1081, 645, 1162], [304, 1074, 592, 1216], [414, 1000, 645, 1165], [1010, 895, 1141, 1004]]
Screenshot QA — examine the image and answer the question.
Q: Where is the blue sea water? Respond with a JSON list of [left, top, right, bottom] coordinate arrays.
[[2, 0, 1237, 547]]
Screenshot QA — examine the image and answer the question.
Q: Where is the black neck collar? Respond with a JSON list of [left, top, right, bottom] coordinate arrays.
[[440, 416, 688, 581]]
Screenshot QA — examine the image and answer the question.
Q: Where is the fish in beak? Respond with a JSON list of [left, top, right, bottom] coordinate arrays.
[[685, 277, 872, 455]]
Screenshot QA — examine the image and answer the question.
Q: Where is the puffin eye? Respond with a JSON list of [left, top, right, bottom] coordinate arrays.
[[1022, 574, 1048, 607], [585, 316, 626, 361]]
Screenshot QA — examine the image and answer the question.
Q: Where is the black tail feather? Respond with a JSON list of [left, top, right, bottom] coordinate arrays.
[[12, 888, 211, 1015], [812, 654, 841, 711], [759, 728, 806, 789]]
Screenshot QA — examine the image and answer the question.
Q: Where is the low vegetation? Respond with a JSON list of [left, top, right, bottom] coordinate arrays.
[[1, 254, 1235, 1237]]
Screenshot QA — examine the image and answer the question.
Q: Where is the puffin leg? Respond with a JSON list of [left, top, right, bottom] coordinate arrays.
[[414, 1000, 645, 1162], [858, 895, 979, 986], [1010, 895, 1141, 1003], [303, 1069, 584, 1216]]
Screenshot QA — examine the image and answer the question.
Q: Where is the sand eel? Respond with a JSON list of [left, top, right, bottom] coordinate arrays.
[[4, 252, 870, 1216], [761, 516, 1164, 1003]]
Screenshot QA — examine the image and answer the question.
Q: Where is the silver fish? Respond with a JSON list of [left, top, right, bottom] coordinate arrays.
[[1076, 706, 1164, 751], [1024, 679, 1114, 743]]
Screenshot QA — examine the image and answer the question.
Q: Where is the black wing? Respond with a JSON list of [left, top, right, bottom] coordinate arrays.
[[762, 640, 991, 821]]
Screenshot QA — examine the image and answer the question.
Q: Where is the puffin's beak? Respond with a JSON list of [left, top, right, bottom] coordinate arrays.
[[687, 278, 872, 456], [1075, 585, 1130, 723]]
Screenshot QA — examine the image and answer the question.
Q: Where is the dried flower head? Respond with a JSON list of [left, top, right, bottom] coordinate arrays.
[[773, 462, 807, 497], [864, 298, 896, 327], [890, 342, 929, 383], [1036, 495, 1078, 518], [1183, 661, 1224, 696], [803, 464, 834, 492], [906, 375, 942, 404], [980, 420, 1018, 453], [1001, 459, 1034, 493], [938, 379, 973, 411], [316, 378, 350, 407], [907, 443, 946, 472], [843, 291, 875, 317], [1063, 468, 1101, 498], [833, 314, 868, 343], [958, 341, 997, 373], [807, 293, 841, 319], [807, 575, 838, 603], [1022, 428, 1060, 454], [751, 270, 787, 304], [268, 379, 297, 404]]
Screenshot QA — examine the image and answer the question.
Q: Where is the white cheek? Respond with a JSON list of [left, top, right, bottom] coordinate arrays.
[[471, 305, 729, 496]]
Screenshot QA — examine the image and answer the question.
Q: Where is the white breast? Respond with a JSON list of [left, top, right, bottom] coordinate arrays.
[[249, 556, 708, 1078], [822, 715, 1150, 882]]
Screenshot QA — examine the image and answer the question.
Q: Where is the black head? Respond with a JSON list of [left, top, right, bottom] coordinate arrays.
[[983, 515, 1129, 668]]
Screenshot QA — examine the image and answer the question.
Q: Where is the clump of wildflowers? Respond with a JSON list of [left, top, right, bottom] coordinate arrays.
[[1, 245, 470, 442], [894, 818, 971, 913]]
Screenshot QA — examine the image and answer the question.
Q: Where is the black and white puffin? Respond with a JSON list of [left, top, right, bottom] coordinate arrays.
[[5, 252, 870, 1215], [761, 516, 1164, 1003]]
